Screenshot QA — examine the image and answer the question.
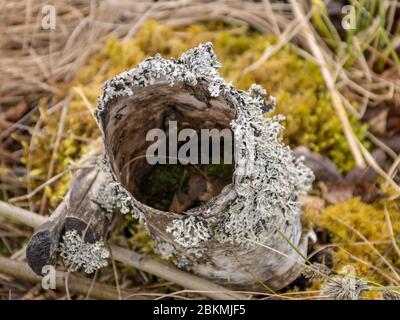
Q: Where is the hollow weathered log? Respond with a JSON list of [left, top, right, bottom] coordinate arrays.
[[93, 43, 315, 290], [25, 43, 314, 290]]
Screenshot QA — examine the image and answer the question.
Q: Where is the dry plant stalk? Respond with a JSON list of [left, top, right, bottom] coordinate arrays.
[[289, 0, 365, 169], [0, 255, 139, 300]]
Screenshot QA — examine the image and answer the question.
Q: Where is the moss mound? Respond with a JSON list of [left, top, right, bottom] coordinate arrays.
[[304, 197, 400, 295]]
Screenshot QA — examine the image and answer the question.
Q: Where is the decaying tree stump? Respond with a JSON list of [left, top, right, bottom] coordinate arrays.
[[27, 43, 314, 290]]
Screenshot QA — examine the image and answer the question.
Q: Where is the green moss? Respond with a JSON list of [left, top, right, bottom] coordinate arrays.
[[110, 214, 155, 255], [304, 197, 400, 287], [146, 163, 232, 212], [17, 97, 95, 209]]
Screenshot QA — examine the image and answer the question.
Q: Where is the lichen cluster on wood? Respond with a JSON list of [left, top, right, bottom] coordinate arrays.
[[59, 230, 109, 274]]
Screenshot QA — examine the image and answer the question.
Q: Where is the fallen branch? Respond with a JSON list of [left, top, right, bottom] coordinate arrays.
[[0, 200, 45, 229], [111, 245, 245, 300], [0, 201, 246, 300], [0, 256, 140, 300]]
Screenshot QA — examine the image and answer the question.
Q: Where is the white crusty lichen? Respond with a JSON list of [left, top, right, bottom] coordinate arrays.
[[59, 230, 109, 274], [215, 84, 314, 247], [166, 215, 211, 248], [96, 181, 136, 216], [154, 241, 175, 260], [94, 156, 140, 219], [95, 43, 224, 121], [96, 42, 314, 252]]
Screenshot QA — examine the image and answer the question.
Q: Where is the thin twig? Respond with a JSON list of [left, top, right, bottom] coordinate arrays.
[[383, 204, 400, 259], [110, 245, 246, 300], [9, 165, 93, 204], [39, 96, 70, 214]]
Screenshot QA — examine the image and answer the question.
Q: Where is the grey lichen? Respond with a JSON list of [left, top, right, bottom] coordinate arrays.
[[215, 84, 314, 247], [96, 42, 314, 253], [95, 42, 238, 125], [96, 43, 223, 121], [154, 241, 175, 260], [95, 156, 140, 219], [59, 230, 109, 274], [96, 181, 136, 216], [166, 215, 212, 248]]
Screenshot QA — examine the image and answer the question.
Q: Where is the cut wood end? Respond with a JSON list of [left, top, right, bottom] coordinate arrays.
[[26, 224, 57, 275]]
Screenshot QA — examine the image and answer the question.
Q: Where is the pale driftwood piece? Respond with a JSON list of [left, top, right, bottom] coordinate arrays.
[[94, 43, 315, 290], [1, 201, 247, 300], [0, 200, 45, 229], [26, 144, 111, 275]]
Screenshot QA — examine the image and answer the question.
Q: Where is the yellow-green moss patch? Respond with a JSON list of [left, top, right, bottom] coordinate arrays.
[[304, 197, 400, 288]]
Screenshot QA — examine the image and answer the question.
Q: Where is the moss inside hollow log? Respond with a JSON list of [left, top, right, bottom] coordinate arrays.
[[146, 163, 233, 212]]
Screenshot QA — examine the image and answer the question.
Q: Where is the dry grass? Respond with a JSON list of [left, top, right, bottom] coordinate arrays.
[[1, 0, 400, 300]]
